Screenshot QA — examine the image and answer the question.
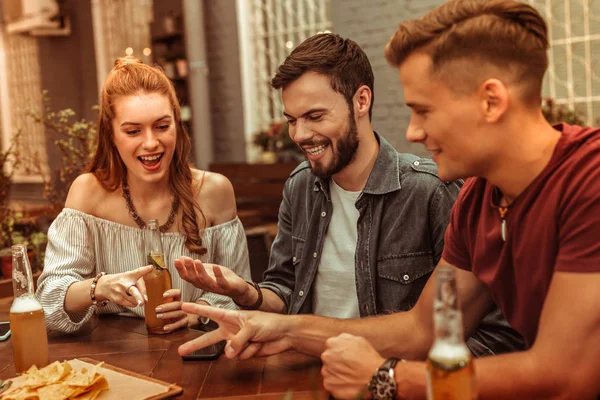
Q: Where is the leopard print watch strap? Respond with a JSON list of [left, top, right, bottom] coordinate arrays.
[[368, 357, 399, 400]]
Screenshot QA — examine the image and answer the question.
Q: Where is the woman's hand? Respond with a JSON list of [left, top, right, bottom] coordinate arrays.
[[94, 266, 153, 308], [154, 289, 197, 332], [174, 256, 250, 303]]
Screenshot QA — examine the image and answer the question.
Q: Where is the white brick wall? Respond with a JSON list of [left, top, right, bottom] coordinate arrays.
[[205, 0, 443, 161], [204, 0, 444, 161], [331, 0, 445, 158], [204, 0, 446, 161]]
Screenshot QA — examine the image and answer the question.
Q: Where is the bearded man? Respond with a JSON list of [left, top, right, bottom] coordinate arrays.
[[175, 33, 524, 358]]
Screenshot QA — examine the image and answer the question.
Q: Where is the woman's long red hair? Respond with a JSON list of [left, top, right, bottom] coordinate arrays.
[[88, 56, 206, 254]]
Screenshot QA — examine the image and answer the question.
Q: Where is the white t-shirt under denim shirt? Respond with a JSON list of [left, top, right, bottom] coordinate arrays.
[[312, 178, 361, 318]]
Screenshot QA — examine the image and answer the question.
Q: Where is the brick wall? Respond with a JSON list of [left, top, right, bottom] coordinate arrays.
[[331, 0, 445, 158], [201, 0, 447, 162]]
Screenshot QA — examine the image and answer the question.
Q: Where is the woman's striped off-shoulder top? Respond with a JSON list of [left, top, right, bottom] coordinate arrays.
[[36, 208, 251, 333]]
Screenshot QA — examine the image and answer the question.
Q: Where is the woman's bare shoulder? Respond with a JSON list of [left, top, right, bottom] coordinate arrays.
[[64, 173, 110, 214], [191, 168, 237, 225]]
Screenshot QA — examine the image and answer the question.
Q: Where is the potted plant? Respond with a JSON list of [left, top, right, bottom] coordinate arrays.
[[252, 120, 303, 163], [0, 209, 48, 278], [26, 90, 98, 215], [0, 91, 91, 279], [0, 131, 20, 278], [0, 131, 19, 207], [0, 211, 34, 279], [0, 91, 95, 278]]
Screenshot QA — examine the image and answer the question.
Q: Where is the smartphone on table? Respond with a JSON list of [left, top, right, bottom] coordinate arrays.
[[0, 321, 10, 341], [181, 340, 226, 361], [181, 318, 226, 361]]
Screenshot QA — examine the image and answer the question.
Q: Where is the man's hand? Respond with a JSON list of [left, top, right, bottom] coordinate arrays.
[[321, 333, 384, 399], [174, 256, 250, 303], [177, 303, 293, 359]]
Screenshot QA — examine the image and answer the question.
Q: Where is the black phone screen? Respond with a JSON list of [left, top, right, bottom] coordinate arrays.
[[181, 340, 226, 361], [0, 322, 10, 336]]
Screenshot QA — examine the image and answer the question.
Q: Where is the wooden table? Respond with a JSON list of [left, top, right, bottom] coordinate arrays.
[[0, 299, 327, 399]]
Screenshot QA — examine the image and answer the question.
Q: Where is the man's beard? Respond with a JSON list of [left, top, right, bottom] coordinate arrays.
[[307, 115, 359, 180]]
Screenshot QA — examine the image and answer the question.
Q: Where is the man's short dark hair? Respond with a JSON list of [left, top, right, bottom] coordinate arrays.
[[271, 33, 375, 119]]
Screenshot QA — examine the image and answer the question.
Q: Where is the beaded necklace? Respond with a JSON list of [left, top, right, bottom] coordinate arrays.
[[122, 175, 179, 232]]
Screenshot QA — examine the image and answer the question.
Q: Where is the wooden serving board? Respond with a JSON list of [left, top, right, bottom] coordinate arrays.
[[2, 358, 183, 400]]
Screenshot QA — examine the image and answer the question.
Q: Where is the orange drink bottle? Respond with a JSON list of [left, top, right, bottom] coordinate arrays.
[[9, 244, 50, 373], [143, 219, 173, 334]]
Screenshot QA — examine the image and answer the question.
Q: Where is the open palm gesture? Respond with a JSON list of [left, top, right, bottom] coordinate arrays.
[[174, 256, 248, 301]]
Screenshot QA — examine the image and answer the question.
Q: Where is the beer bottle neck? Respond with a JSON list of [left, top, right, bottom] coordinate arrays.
[[433, 306, 465, 345], [145, 223, 165, 256], [12, 252, 35, 298], [432, 267, 465, 345]]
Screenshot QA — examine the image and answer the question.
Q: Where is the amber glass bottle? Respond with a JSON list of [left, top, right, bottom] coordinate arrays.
[[143, 219, 174, 334], [10, 244, 49, 373], [426, 267, 477, 400]]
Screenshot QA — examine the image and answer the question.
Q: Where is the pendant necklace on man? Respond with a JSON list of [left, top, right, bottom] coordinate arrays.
[[492, 187, 510, 242], [122, 175, 180, 232], [498, 207, 508, 242]]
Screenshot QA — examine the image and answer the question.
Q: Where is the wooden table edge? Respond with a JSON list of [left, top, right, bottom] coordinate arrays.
[[79, 357, 183, 399]]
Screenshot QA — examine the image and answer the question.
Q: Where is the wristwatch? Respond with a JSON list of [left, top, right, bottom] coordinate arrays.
[[368, 357, 398, 400]]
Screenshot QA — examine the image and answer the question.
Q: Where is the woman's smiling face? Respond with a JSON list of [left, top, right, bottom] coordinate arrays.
[[111, 92, 177, 185]]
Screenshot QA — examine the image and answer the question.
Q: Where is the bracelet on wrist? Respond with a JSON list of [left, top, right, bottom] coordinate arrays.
[[233, 281, 263, 310], [90, 272, 109, 307]]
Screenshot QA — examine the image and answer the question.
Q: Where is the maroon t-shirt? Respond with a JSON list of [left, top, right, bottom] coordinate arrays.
[[443, 124, 600, 347]]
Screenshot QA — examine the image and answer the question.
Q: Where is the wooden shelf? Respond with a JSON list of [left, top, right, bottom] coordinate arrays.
[[151, 23, 191, 138]]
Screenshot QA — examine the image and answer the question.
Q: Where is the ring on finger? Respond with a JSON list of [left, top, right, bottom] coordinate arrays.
[[126, 284, 136, 296]]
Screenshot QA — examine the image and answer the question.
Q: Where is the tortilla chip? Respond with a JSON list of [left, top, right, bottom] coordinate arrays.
[[0, 361, 109, 400], [37, 383, 78, 400], [0, 386, 38, 400]]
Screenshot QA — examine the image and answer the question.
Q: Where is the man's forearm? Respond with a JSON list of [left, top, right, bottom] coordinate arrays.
[[394, 352, 575, 400], [284, 312, 432, 359], [474, 352, 591, 400]]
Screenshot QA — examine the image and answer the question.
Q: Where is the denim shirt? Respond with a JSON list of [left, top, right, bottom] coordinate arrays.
[[259, 133, 525, 356]]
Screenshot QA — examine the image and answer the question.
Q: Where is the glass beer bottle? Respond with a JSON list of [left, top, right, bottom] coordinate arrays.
[[143, 219, 174, 334], [426, 267, 477, 400], [9, 244, 50, 374]]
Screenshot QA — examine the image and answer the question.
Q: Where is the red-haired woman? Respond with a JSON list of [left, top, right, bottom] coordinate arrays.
[[37, 56, 250, 333]]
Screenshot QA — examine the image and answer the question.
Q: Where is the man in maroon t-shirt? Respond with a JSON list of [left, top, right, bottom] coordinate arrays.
[[318, 0, 600, 399], [442, 123, 600, 348], [169, 1, 599, 399]]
